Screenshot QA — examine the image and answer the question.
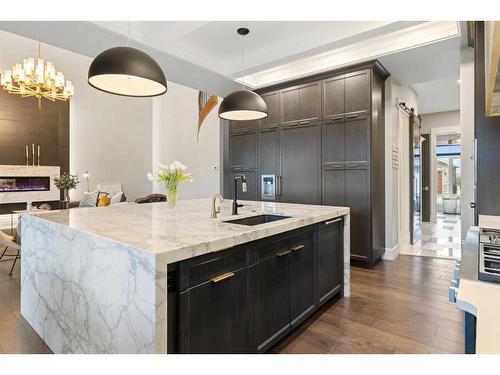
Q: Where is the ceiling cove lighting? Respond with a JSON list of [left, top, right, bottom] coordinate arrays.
[[239, 21, 460, 88], [219, 28, 268, 121], [0, 42, 74, 110], [88, 46, 167, 97]]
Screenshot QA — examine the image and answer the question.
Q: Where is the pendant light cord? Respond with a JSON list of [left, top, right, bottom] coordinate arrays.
[[127, 21, 130, 47], [241, 32, 245, 90]]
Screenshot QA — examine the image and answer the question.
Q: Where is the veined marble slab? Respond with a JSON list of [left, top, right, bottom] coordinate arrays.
[[21, 199, 350, 353]]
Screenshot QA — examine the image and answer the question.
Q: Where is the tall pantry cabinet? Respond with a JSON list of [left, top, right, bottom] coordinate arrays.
[[223, 60, 388, 267]]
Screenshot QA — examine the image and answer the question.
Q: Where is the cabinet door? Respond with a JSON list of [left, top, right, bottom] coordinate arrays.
[[280, 124, 321, 204], [259, 128, 279, 176], [289, 230, 315, 327], [344, 114, 370, 164], [229, 170, 257, 201], [317, 219, 343, 305], [248, 246, 291, 352], [323, 75, 345, 119], [344, 70, 370, 115], [229, 130, 257, 169], [299, 82, 321, 123], [322, 168, 346, 206], [261, 91, 279, 129], [346, 167, 371, 260], [323, 118, 345, 165], [179, 268, 247, 353], [280, 86, 300, 124], [229, 119, 259, 132]]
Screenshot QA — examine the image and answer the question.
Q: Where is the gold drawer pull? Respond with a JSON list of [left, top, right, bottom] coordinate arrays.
[[291, 244, 305, 252], [276, 250, 291, 257], [211, 272, 235, 283]]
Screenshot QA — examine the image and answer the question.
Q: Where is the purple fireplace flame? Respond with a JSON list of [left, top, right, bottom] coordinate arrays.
[[0, 176, 50, 192]]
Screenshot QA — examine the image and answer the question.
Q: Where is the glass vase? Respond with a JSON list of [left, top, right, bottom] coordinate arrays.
[[167, 185, 178, 208], [63, 188, 69, 202]]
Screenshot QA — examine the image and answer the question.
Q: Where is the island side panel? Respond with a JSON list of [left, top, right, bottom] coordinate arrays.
[[20, 214, 158, 354], [344, 213, 350, 297]]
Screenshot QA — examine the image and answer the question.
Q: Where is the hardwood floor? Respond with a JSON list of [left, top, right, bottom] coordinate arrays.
[[273, 255, 464, 354], [0, 254, 51, 354], [0, 253, 463, 354]]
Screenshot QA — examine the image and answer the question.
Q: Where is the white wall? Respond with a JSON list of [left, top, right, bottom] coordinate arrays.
[[69, 56, 153, 201], [151, 82, 221, 199], [384, 76, 419, 258], [0, 29, 154, 201], [459, 47, 475, 239], [420, 110, 460, 134], [1, 29, 223, 203]]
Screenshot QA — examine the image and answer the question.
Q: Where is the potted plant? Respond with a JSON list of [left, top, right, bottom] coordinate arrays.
[[147, 161, 193, 208], [54, 173, 79, 204]]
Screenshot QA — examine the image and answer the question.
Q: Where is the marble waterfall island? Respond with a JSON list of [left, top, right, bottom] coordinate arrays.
[[20, 199, 350, 353]]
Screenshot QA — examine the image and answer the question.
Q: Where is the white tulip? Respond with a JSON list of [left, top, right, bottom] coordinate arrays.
[[158, 163, 167, 170], [147, 172, 154, 181]]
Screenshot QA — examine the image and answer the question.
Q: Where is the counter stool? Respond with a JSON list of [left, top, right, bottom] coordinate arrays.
[[0, 231, 21, 276]]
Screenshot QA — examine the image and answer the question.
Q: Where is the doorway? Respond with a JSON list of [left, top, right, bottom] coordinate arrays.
[[401, 126, 462, 259]]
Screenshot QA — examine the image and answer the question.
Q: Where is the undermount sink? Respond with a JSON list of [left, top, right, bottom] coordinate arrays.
[[223, 214, 291, 226]]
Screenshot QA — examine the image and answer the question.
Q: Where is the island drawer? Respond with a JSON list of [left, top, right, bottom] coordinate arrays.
[[248, 226, 314, 265], [178, 247, 247, 291]]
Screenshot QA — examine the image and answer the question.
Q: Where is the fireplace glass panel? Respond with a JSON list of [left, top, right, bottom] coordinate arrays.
[[0, 176, 50, 192]]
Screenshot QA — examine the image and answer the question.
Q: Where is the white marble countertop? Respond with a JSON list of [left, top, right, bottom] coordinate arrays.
[[25, 198, 349, 264], [457, 278, 500, 353]]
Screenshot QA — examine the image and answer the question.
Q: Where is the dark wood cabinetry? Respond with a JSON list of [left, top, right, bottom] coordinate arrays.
[[172, 220, 344, 353], [317, 218, 343, 304], [179, 267, 247, 353], [280, 86, 300, 124], [261, 91, 280, 129], [344, 70, 370, 114], [259, 129, 279, 177], [228, 170, 257, 201], [229, 130, 257, 169], [280, 123, 321, 204], [280, 82, 321, 124], [248, 238, 292, 352], [345, 167, 371, 260], [228, 126, 258, 200], [224, 60, 388, 267], [288, 230, 315, 327]]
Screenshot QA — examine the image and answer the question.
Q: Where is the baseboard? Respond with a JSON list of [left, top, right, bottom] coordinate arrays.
[[382, 244, 401, 260]]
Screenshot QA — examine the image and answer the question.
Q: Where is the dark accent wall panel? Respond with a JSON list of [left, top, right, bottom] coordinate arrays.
[[0, 90, 69, 170], [0, 90, 69, 214], [475, 22, 500, 216]]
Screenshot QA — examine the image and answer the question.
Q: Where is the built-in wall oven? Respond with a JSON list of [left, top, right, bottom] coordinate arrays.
[[479, 228, 500, 283], [261, 175, 277, 201]]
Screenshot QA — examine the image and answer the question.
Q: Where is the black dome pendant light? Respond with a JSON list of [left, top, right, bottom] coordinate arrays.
[[219, 28, 268, 121], [88, 22, 167, 97]]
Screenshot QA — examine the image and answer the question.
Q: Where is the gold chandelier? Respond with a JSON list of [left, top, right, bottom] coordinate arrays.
[[0, 42, 74, 110]]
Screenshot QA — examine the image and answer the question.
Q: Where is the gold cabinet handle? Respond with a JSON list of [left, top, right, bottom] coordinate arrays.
[[211, 272, 235, 283], [276, 250, 291, 257], [291, 244, 305, 252]]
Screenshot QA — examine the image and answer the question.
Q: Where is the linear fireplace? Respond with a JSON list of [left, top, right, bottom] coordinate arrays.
[[0, 176, 50, 192]]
